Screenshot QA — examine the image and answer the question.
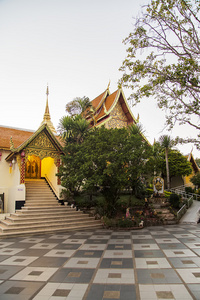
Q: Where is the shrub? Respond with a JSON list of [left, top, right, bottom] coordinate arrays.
[[185, 186, 194, 194], [164, 190, 171, 198], [190, 172, 200, 188], [74, 194, 97, 209], [102, 216, 117, 228], [117, 218, 133, 228], [169, 193, 180, 209]]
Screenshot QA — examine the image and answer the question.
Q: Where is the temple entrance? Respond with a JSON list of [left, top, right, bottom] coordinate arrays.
[[25, 155, 41, 179]]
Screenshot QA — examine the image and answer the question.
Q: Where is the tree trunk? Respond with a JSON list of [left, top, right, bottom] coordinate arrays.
[[165, 148, 170, 190]]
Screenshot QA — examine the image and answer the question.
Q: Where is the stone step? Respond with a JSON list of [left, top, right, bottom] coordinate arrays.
[[10, 212, 83, 220], [18, 206, 68, 211], [9, 210, 82, 219], [26, 193, 57, 197], [25, 200, 59, 204], [25, 198, 59, 202], [14, 209, 84, 218], [0, 219, 101, 234], [15, 212, 81, 218], [0, 223, 102, 238], [0, 179, 103, 237], [6, 214, 91, 224], [24, 203, 60, 207], [15, 203, 76, 214], [1, 215, 95, 227]]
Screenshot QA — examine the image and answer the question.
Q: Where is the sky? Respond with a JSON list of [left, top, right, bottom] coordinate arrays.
[[0, 0, 199, 158]]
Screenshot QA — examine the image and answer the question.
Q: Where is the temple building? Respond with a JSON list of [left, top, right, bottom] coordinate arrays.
[[0, 85, 140, 214], [86, 86, 138, 128], [0, 87, 64, 214]]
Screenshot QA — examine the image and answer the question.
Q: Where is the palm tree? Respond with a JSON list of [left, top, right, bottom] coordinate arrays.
[[58, 115, 90, 144], [65, 96, 96, 126], [128, 123, 145, 135], [159, 135, 174, 190], [66, 96, 93, 117]]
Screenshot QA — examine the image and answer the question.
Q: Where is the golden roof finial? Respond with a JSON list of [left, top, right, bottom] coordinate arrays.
[[107, 80, 111, 90], [45, 84, 50, 115], [46, 84, 49, 97], [118, 81, 122, 89], [40, 84, 57, 134]]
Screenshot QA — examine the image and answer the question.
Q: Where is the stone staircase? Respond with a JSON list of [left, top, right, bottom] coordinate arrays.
[[150, 197, 177, 225], [0, 179, 102, 238]]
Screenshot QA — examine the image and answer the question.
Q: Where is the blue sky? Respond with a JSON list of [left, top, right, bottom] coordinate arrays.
[[0, 0, 199, 157]]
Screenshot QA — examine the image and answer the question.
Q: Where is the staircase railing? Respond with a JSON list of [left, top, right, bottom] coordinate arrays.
[[177, 204, 187, 221], [176, 195, 193, 222], [187, 195, 193, 209], [169, 186, 200, 201], [44, 175, 59, 200]]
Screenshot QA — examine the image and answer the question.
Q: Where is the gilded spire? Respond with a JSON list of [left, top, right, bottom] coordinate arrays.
[[107, 80, 111, 90], [40, 85, 57, 134], [44, 85, 51, 120]]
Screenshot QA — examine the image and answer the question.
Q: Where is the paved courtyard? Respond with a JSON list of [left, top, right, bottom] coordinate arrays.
[[0, 225, 199, 299]]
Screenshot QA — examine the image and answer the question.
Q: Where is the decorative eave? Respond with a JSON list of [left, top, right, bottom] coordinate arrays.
[[5, 123, 64, 162], [94, 116, 112, 128], [187, 151, 199, 173], [94, 89, 110, 112]]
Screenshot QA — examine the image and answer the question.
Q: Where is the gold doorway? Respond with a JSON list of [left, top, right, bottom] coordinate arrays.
[[25, 155, 41, 179]]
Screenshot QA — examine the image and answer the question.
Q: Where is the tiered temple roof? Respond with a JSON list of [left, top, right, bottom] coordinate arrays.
[[87, 87, 138, 128]]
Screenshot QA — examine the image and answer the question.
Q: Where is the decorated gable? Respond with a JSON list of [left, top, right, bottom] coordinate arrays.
[[106, 101, 129, 129], [25, 131, 59, 161], [88, 88, 137, 129]]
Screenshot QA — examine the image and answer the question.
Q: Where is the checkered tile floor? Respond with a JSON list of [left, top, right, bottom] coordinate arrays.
[[0, 225, 199, 299]]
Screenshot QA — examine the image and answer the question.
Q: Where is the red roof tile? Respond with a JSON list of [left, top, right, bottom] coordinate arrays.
[[0, 126, 34, 150]]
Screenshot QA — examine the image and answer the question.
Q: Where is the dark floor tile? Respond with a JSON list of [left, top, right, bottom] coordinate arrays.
[[107, 244, 132, 250], [85, 239, 109, 244], [85, 284, 136, 300], [73, 250, 103, 258], [7, 243, 35, 249], [111, 235, 131, 239], [29, 256, 67, 267], [132, 239, 155, 244], [158, 243, 187, 250], [0, 280, 44, 299], [69, 235, 93, 239], [137, 269, 182, 284], [0, 265, 24, 280], [50, 268, 95, 283], [187, 284, 200, 299], [15, 249, 49, 256], [168, 257, 200, 268], [100, 258, 133, 268], [0, 256, 10, 262], [134, 250, 165, 258], [54, 244, 81, 250]]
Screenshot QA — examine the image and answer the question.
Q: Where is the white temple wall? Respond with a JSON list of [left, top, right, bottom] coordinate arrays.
[[0, 151, 25, 213], [0, 150, 12, 188], [41, 157, 61, 198]]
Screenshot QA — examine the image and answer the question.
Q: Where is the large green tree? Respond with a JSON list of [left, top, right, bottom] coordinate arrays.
[[120, 0, 200, 147], [58, 125, 151, 217]]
